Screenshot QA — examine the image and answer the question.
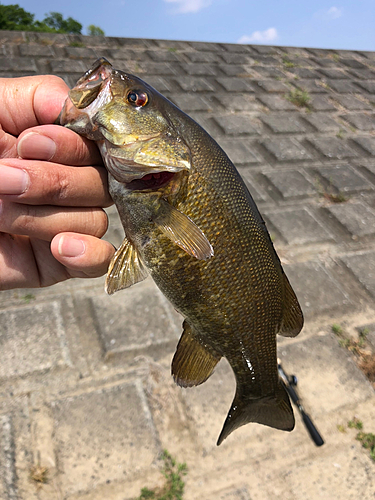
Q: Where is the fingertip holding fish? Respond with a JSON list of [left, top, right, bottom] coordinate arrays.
[[57, 235, 85, 258]]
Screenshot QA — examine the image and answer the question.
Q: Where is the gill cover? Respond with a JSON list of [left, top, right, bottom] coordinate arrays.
[[60, 58, 192, 183]]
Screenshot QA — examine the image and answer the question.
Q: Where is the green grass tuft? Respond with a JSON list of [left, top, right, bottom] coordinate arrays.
[[137, 450, 187, 500]]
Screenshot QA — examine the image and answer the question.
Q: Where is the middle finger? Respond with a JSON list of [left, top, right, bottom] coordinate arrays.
[[0, 159, 112, 207]]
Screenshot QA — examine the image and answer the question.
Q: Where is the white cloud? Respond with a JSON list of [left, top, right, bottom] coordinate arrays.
[[164, 0, 212, 14], [327, 6, 342, 19], [237, 28, 278, 45], [314, 6, 343, 20]]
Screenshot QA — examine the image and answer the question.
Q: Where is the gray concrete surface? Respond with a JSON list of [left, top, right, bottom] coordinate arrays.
[[0, 31, 374, 499]]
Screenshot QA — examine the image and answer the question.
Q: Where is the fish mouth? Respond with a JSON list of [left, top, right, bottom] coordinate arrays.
[[124, 171, 176, 191]]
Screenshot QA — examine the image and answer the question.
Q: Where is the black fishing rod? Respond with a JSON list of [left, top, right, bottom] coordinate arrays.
[[278, 360, 324, 447]]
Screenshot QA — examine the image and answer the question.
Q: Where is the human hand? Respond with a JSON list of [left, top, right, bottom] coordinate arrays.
[[0, 75, 115, 290]]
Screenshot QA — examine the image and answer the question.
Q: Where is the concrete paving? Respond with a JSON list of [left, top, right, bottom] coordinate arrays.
[[0, 31, 374, 499]]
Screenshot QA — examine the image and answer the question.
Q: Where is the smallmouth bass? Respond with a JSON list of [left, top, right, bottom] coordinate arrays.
[[60, 58, 304, 445]]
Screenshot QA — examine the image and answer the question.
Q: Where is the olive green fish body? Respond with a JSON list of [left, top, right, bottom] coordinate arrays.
[[61, 58, 303, 445]]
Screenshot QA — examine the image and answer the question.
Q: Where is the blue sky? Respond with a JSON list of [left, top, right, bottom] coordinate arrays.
[[6, 0, 375, 50]]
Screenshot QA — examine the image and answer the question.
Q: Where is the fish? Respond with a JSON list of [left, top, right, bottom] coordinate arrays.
[[60, 58, 304, 445]]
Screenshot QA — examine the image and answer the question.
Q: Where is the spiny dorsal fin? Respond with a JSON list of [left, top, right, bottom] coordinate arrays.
[[154, 199, 214, 260], [278, 273, 304, 338], [105, 236, 148, 295], [172, 321, 221, 387]]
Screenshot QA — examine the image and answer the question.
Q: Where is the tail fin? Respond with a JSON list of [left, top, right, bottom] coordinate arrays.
[[217, 381, 294, 446]]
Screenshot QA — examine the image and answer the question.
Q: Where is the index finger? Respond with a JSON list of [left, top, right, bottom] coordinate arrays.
[[17, 125, 103, 166]]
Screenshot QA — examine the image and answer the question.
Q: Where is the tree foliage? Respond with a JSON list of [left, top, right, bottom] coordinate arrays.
[[0, 4, 103, 35], [87, 25, 105, 36]]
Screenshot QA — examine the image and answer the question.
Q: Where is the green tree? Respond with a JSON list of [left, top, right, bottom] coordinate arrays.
[[42, 11, 82, 34], [0, 4, 104, 35], [0, 3, 35, 30], [87, 24, 105, 36]]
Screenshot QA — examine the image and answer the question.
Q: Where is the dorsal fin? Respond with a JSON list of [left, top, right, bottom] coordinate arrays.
[[105, 236, 148, 295], [172, 321, 221, 387], [278, 273, 304, 337]]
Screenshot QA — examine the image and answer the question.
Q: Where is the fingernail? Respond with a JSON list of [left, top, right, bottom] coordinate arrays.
[[0, 166, 29, 194], [17, 132, 56, 161], [58, 235, 85, 257]]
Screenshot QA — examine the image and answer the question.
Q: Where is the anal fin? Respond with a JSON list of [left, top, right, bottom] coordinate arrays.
[[105, 236, 148, 295], [172, 321, 221, 387]]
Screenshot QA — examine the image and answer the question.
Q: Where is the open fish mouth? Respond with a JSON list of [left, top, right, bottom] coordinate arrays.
[[124, 170, 176, 191]]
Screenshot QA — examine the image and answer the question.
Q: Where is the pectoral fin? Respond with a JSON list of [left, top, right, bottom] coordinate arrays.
[[154, 199, 214, 260], [105, 236, 148, 295], [172, 321, 221, 387]]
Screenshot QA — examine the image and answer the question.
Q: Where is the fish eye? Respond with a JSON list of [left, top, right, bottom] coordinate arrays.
[[127, 90, 148, 107]]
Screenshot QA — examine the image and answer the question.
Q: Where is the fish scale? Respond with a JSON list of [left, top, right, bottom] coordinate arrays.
[[60, 58, 303, 445]]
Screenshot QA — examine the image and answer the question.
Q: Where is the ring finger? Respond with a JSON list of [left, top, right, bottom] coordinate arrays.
[[0, 200, 108, 241]]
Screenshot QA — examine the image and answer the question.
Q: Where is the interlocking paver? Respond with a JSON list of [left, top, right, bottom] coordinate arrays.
[[19, 45, 54, 57], [216, 94, 260, 111], [295, 80, 327, 93], [260, 113, 306, 133], [289, 67, 321, 79], [284, 262, 350, 315], [342, 251, 375, 297], [341, 58, 368, 69], [50, 59, 87, 73], [318, 68, 350, 79], [257, 94, 297, 111], [317, 165, 371, 193], [175, 76, 215, 92], [144, 75, 171, 93], [170, 93, 213, 112], [265, 208, 333, 245], [255, 80, 290, 92], [310, 96, 337, 111], [260, 137, 313, 161], [217, 139, 261, 164], [185, 51, 219, 63], [325, 79, 359, 92], [0, 57, 37, 73], [325, 202, 375, 238], [50, 382, 158, 496], [213, 115, 259, 135], [220, 53, 251, 65], [91, 279, 179, 360], [308, 138, 358, 159], [0, 301, 72, 379], [180, 63, 218, 76], [216, 77, 254, 92], [65, 46, 97, 59], [237, 169, 267, 202], [219, 64, 249, 76], [341, 112, 375, 131], [303, 113, 342, 132], [356, 81, 375, 93], [353, 136, 375, 155], [333, 94, 372, 110], [263, 170, 317, 199]]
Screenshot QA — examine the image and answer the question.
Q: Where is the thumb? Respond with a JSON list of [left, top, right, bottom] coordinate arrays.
[[0, 75, 69, 136]]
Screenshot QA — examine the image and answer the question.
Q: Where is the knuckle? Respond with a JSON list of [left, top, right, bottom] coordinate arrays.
[[91, 209, 108, 238]]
